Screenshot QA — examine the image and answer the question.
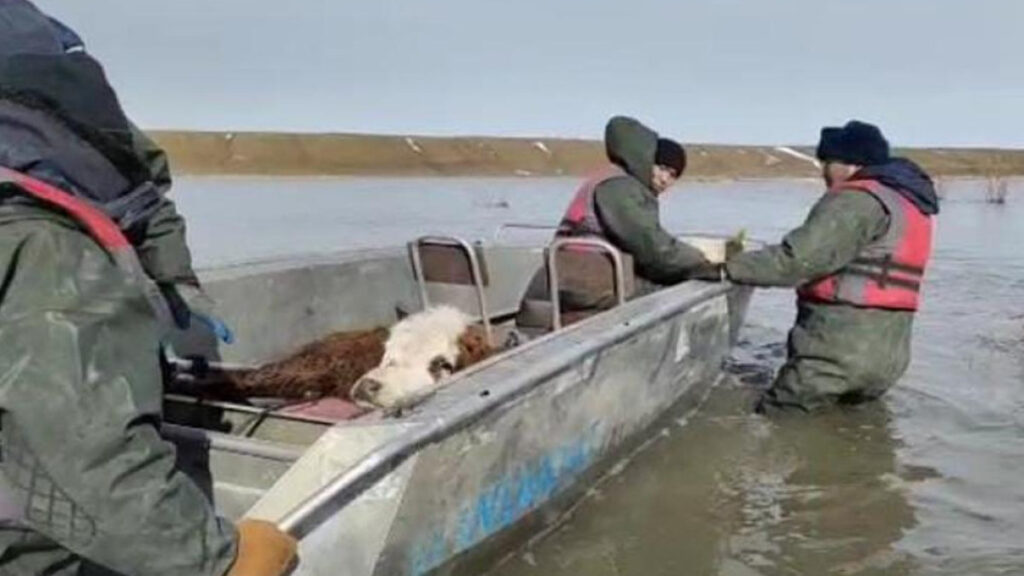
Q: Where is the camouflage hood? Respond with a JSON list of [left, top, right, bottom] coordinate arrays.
[[604, 116, 657, 191]]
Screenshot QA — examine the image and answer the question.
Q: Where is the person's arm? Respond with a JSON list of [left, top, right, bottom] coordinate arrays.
[[126, 125, 232, 341], [0, 222, 237, 576], [128, 123, 197, 286], [594, 179, 713, 284], [726, 190, 889, 287], [134, 197, 199, 286]]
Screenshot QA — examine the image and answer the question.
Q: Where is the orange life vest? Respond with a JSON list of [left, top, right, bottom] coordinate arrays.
[[798, 179, 933, 311], [556, 164, 625, 239]]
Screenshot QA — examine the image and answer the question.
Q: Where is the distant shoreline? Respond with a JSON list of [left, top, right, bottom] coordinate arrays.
[[149, 130, 1024, 179]]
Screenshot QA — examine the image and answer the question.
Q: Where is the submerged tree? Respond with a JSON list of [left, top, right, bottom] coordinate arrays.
[[986, 177, 1009, 205]]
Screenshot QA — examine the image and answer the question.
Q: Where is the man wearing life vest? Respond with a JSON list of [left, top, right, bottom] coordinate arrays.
[[517, 116, 719, 327], [726, 121, 939, 413], [0, 2, 295, 575], [559, 116, 716, 287]]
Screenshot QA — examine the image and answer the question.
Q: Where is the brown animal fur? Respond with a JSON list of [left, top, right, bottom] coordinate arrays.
[[203, 324, 496, 403], [220, 328, 388, 400], [455, 325, 495, 370]]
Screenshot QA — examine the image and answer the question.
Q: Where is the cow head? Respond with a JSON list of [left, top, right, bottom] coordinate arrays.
[[352, 306, 493, 409]]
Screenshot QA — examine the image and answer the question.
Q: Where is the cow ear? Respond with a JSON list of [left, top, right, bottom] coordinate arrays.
[[455, 327, 493, 370], [428, 355, 455, 380]]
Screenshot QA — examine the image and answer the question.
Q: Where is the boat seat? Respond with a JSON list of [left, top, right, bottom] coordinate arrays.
[[409, 236, 496, 346], [416, 242, 490, 287], [516, 238, 635, 336]]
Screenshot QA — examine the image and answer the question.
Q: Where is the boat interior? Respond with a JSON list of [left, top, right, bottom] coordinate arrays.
[[163, 233, 733, 447]]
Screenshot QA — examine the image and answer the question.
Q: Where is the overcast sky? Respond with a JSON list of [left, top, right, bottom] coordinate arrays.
[[34, 0, 1024, 147]]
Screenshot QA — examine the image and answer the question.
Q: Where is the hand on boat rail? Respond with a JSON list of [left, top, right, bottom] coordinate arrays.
[[227, 519, 298, 576]]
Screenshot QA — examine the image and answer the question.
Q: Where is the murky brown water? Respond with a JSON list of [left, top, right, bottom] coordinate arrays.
[[176, 175, 1024, 575]]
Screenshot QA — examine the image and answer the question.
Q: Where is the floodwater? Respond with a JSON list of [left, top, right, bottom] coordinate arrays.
[[174, 175, 1024, 576]]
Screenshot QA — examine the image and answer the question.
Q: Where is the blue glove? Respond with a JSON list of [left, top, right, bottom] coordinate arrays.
[[193, 312, 235, 345]]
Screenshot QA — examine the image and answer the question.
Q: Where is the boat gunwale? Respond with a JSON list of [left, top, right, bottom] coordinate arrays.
[[195, 246, 414, 283]]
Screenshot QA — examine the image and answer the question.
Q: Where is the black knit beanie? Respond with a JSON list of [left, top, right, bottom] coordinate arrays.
[[655, 138, 687, 175], [816, 120, 890, 166]]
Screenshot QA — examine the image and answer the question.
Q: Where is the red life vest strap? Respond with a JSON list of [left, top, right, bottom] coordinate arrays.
[[841, 267, 922, 292], [846, 252, 925, 291], [851, 255, 926, 276], [0, 167, 131, 251], [0, 166, 174, 326]]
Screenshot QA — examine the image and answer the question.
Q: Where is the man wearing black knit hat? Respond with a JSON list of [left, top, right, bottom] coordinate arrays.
[[727, 120, 939, 413], [517, 116, 718, 328]]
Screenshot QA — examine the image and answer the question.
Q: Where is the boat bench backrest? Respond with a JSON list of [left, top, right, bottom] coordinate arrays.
[[516, 249, 636, 334], [417, 243, 490, 287]]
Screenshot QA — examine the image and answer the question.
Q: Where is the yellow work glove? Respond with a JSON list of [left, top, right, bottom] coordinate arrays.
[[226, 519, 298, 576]]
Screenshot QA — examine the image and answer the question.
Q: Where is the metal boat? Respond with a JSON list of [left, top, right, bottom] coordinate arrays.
[[163, 233, 752, 576]]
